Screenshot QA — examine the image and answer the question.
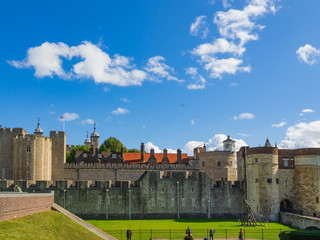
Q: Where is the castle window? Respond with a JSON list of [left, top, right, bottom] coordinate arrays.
[[291, 159, 294, 167], [255, 158, 258, 163], [255, 179, 259, 183], [276, 178, 279, 184], [152, 198, 155, 207], [171, 187, 174, 192], [217, 161, 221, 167], [171, 198, 175, 207], [119, 195, 122, 205], [192, 198, 195, 207], [26, 145, 31, 152], [202, 162, 205, 168], [181, 198, 185, 207], [162, 198, 165, 207], [98, 196, 102, 205], [283, 159, 289, 167], [83, 153, 87, 158], [112, 154, 117, 159], [316, 197, 319, 204], [267, 178, 272, 184]]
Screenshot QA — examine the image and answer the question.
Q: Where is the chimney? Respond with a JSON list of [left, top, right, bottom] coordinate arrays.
[[141, 143, 145, 162], [163, 148, 168, 158], [121, 144, 124, 158], [177, 149, 182, 163], [150, 148, 155, 157]]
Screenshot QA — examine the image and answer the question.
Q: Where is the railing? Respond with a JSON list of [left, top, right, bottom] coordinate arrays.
[[104, 228, 298, 240]]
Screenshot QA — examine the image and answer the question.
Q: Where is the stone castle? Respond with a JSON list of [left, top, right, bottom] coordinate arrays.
[[0, 121, 319, 224]]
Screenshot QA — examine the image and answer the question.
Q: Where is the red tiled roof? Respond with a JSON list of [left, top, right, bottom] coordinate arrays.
[[123, 153, 189, 164]]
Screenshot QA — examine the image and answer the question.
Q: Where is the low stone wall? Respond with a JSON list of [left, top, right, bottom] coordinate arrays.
[[0, 192, 53, 221], [280, 211, 320, 229]]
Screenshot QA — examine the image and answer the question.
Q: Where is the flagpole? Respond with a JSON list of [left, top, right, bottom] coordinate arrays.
[[63, 118, 65, 132]]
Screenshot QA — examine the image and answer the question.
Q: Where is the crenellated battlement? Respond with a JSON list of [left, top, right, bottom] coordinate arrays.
[[0, 179, 141, 191], [14, 134, 52, 141], [64, 162, 197, 170], [49, 131, 66, 137]]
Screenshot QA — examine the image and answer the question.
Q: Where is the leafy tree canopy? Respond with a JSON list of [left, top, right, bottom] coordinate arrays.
[[67, 145, 90, 163], [100, 137, 140, 153]]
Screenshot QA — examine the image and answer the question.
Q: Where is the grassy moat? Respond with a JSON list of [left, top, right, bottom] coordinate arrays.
[[87, 218, 297, 240], [0, 211, 103, 240]]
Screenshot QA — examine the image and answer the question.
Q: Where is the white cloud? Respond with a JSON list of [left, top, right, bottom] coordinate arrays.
[[59, 112, 79, 122], [145, 142, 162, 153], [191, 119, 195, 125], [144, 142, 176, 154], [302, 108, 314, 113], [238, 132, 249, 137], [81, 119, 95, 125], [222, 0, 234, 8], [187, 75, 207, 90], [296, 44, 320, 65], [272, 121, 287, 128], [299, 108, 315, 116], [145, 56, 183, 82], [121, 98, 130, 102], [191, 0, 277, 79], [111, 107, 130, 115], [233, 112, 255, 120], [279, 121, 320, 149], [185, 67, 198, 76], [204, 57, 251, 79], [8, 41, 148, 87], [183, 134, 247, 155], [190, 16, 209, 39]]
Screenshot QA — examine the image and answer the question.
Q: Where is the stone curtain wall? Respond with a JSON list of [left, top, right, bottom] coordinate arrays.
[[0, 192, 53, 221], [280, 212, 320, 229], [0, 172, 244, 219]]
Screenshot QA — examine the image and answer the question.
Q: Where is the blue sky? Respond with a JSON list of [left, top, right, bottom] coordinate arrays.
[[1, 0, 320, 155]]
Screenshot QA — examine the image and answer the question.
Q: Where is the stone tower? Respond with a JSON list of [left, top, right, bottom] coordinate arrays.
[[50, 131, 66, 181], [84, 130, 91, 146], [246, 139, 280, 221], [13, 119, 52, 181], [90, 122, 99, 150], [294, 148, 320, 216], [0, 127, 26, 179], [223, 135, 235, 152]]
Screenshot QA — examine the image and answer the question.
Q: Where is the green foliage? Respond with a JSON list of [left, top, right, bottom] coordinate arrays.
[[100, 137, 132, 152], [0, 211, 103, 240], [67, 145, 90, 163], [128, 148, 140, 153], [280, 230, 320, 240], [100, 137, 141, 153]]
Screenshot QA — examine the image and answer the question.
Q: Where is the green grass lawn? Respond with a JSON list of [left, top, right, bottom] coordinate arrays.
[[87, 218, 297, 240], [0, 211, 103, 240]]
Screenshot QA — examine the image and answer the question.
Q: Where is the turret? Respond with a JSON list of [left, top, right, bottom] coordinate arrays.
[[223, 135, 235, 152], [90, 121, 99, 151], [34, 116, 43, 135], [84, 130, 91, 146]]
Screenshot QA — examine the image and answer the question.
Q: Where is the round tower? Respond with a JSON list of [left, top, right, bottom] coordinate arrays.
[[294, 148, 320, 217], [90, 121, 99, 150], [246, 139, 280, 221]]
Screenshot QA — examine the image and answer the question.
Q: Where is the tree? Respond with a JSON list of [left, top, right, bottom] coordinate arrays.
[[67, 145, 90, 163], [100, 137, 140, 153], [128, 148, 140, 153], [100, 137, 128, 152]]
